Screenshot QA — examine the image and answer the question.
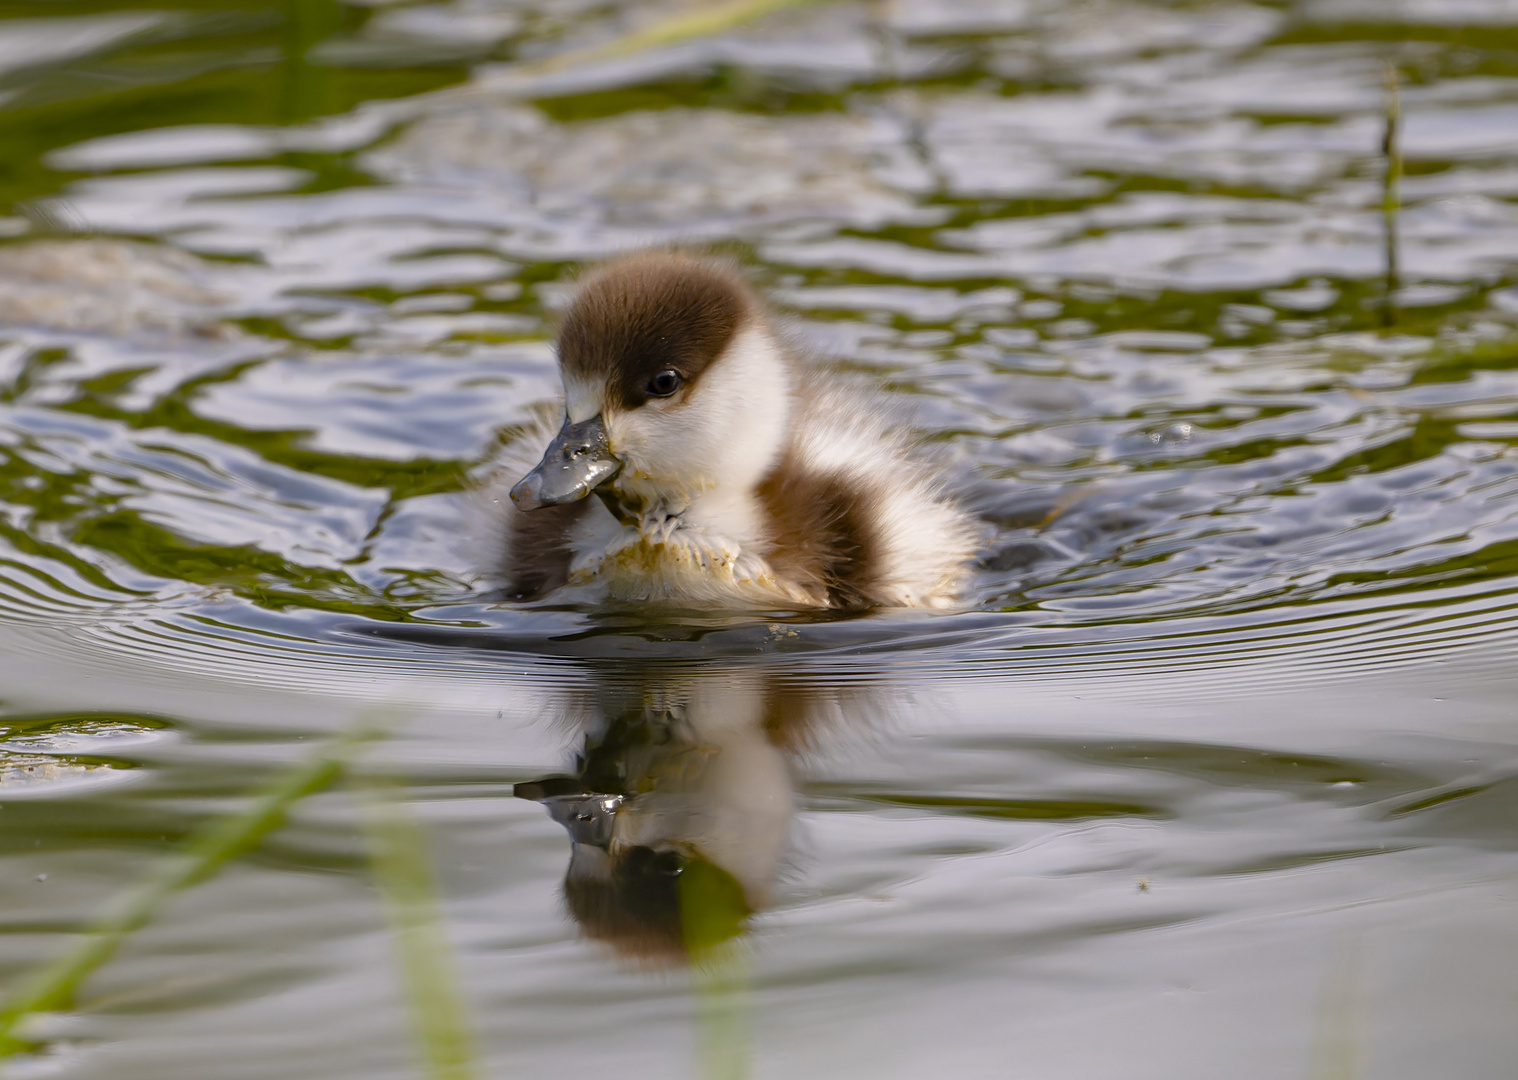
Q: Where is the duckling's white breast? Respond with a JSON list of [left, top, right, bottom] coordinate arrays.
[[566, 511, 814, 608]]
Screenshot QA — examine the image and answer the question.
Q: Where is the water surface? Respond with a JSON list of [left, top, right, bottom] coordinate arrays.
[[1, 1, 1517, 1077]]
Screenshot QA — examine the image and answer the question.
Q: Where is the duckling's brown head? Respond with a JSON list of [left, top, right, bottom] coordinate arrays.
[[510, 253, 792, 515]]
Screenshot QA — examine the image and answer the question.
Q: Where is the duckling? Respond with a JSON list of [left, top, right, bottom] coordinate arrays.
[[492, 252, 977, 610]]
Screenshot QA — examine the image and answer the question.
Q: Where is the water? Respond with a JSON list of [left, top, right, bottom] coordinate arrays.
[[0, 0, 1516, 1076]]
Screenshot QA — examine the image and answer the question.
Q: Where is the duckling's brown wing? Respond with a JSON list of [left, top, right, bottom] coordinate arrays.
[[756, 455, 880, 610], [504, 499, 589, 600]]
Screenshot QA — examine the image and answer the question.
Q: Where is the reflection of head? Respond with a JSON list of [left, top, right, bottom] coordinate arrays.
[[563, 845, 750, 967]]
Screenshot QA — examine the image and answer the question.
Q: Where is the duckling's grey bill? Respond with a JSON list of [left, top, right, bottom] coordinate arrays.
[[544, 792, 624, 848], [510, 414, 622, 511]]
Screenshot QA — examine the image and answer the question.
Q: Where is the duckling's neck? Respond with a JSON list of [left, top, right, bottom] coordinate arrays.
[[599, 478, 769, 552], [576, 479, 791, 607]]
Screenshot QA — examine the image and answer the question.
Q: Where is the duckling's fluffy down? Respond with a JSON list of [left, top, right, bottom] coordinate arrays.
[[757, 370, 979, 609], [479, 370, 979, 611]]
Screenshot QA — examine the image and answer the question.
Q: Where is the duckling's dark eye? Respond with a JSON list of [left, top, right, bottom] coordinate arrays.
[[646, 369, 683, 398]]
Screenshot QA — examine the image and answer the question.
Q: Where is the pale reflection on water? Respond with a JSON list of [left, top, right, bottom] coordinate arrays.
[[517, 663, 894, 966]]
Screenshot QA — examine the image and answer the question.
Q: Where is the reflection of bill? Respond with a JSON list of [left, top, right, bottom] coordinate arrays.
[[516, 666, 876, 965]]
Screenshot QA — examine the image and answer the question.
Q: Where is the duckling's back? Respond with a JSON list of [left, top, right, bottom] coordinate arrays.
[[758, 374, 979, 610]]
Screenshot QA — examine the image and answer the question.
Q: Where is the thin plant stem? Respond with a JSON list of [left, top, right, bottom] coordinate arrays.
[[0, 717, 385, 1060], [356, 774, 479, 1080], [496, 0, 831, 81], [1308, 932, 1364, 1080], [693, 944, 752, 1080], [1381, 63, 1402, 329]]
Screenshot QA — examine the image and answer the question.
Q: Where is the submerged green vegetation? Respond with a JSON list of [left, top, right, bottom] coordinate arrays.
[[0, 715, 495, 1080], [0, 720, 376, 1060]]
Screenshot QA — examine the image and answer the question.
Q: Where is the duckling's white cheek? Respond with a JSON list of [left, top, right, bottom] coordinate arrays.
[[669, 325, 790, 483], [604, 405, 711, 492], [562, 372, 606, 423]]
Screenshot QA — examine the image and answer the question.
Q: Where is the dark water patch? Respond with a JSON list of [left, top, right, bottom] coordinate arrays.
[[0, 711, 167, 798], [813, 789, 1168, 822], [941, 736, 1432, 801], [1212, 845, 1412, 876], [1387, 773, 1518, 848]]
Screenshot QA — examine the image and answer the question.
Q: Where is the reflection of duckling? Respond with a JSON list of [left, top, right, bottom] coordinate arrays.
[[495, 253, 977, 610], [517, 669, 826, 965]]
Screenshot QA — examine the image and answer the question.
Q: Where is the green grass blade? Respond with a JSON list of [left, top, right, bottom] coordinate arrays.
[[0, 717, 384, 1060], [1381, 63, 1402, 328], [586, 0, 827, 61], [356, 774, 479, 1080], [682, 859, 753, 1080], [509, 0, 832, 79], [1309, 933, 1363, 1080], [693, 943, 752, 1080]]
